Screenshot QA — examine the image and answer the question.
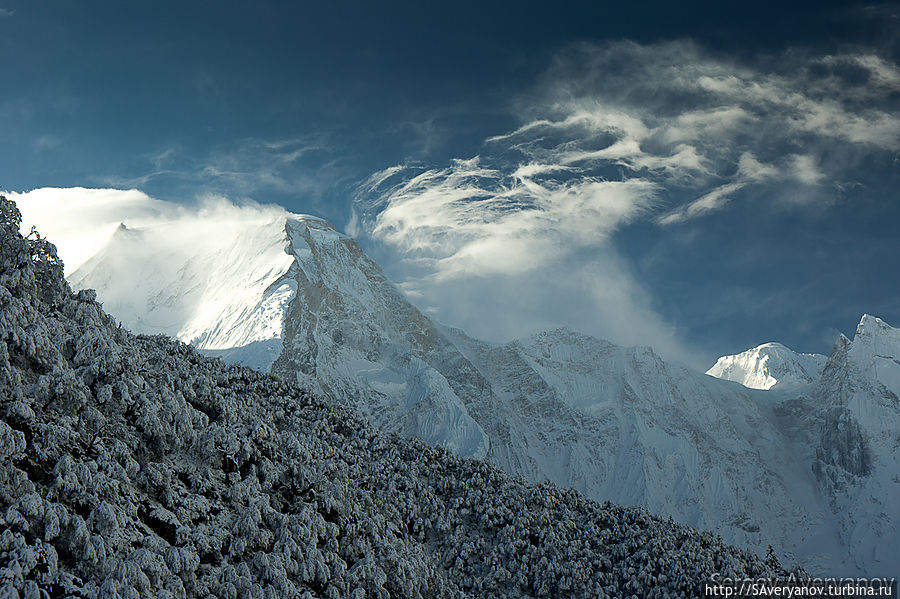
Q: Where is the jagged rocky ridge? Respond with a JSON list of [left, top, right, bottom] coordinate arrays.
[[0, 199, 792, 596], [777, 315, 900, 573]]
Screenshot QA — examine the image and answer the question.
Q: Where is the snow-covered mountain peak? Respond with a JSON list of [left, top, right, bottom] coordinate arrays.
[[855, 313, 893, 338], [67, 206, 297, 357], [853, 314, 900, 363], [846, 314, 900, 398], [706, 341, 826, 390], [286, 213, 343, 238]]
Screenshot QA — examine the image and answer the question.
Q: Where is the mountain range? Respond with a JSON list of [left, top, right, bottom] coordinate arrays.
[[16, 194, 900, 577], [2, 194, 793, 597]]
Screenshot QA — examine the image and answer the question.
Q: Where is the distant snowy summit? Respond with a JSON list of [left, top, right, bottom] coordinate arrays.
[[706, 342, 826, 390]]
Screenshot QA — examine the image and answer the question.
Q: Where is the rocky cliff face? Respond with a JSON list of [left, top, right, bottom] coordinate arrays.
[[804, 317, 900, 572]]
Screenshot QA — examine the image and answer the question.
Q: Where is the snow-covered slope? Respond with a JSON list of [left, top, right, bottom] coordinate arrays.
[[707, 317, 900, 575], [443, 327, 847, 571], [706, 342, 826, 390]]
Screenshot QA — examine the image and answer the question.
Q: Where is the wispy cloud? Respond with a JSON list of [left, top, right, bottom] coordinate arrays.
[[0, 8, 15, 18], [352, 146, 695, 359], [379, 40, 900, 231], [32, 135, 61, 153], [351, 40, 900, 361], [95, 136, 341, 205], [360, 158, 656, 280], [148, 146, 179, 169], [517, 41, 900, 225]]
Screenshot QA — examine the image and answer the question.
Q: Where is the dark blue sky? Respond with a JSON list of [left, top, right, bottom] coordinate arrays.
[[2, 1, 898, 365]]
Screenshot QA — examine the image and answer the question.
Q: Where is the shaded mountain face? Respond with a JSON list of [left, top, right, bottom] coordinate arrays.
[[805, 316, 900, 572], [0, 196, 793, 599], [706, 342, 826, 390], [269, 218, 492, 460], [17, 196, 900, 576]]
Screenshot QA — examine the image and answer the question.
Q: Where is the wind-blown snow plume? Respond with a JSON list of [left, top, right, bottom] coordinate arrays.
[[9, 187, 297, 354], [10, 187, 169, 274]]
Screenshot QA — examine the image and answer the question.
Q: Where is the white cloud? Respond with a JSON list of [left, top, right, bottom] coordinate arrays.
[[0, 8, 14, 18], [363, 157, 657, 279], [655, 152, 780, 225], [353, 150, 705, 362], [736, 152, 778, 182], [818, 54, 900, 93], [657, 182, 745, 226], [352, 41, 900, 361], [788, 154, 825, 186], [384, 177, 654, 280], [517, 41, 900, 224]]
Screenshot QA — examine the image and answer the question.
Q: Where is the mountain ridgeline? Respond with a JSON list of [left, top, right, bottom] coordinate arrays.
[[18, 194, 900, 577]]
